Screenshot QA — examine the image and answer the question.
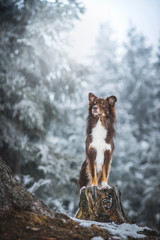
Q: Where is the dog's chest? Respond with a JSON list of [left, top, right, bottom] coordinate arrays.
[[90, 119, 111, 172]]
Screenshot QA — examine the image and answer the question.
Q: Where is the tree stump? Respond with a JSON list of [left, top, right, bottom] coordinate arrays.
[[76, 186, 132, 224]]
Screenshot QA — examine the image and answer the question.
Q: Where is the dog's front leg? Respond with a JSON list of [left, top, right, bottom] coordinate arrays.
[[91, 162, 98, 186], [87, 147, 98, 186], [101, 150, 112, 188]]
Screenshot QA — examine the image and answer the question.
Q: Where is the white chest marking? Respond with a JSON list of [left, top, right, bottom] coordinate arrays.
[[90, 119, 111, 172]]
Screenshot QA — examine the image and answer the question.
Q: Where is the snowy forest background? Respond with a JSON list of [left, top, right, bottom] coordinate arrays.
[[0, 0, 160, 231]]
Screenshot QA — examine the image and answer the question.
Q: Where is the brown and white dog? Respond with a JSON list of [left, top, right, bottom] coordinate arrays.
[[79, 92, 117, 189]]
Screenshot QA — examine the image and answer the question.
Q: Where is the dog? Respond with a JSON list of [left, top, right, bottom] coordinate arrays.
[[79, 92, 117, 189]]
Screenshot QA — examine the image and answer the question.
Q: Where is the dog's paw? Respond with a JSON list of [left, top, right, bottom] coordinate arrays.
[[101, 181, 111, 189]]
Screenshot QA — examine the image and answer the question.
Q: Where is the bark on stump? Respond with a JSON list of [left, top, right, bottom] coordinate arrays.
[[76, 186, 132, 224]]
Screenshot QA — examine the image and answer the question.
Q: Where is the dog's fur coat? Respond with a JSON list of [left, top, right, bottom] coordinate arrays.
[[79, 92, 117, 189]]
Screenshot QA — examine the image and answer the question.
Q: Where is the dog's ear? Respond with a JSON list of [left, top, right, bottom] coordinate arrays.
[[106, 96, 117, 106], [89, 92, 97, 102]]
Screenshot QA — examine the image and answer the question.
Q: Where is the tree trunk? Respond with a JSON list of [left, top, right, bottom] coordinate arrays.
[[0, 156, 54, 218], [0, 156, 159, 240], [75, 185, 132, 224]]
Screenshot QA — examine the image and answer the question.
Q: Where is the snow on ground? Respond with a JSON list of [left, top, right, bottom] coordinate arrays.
[[72, 218, 150, 240], [91, 236, 105, 240]]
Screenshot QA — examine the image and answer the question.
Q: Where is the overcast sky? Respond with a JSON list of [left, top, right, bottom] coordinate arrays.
[[69, 0, 160, 63]]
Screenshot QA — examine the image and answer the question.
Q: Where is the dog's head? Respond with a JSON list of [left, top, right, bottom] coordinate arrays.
[[88, 92, 117, 118]]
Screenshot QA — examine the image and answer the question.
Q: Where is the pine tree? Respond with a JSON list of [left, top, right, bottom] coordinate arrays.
[[119, 26, 160, 229], [90, 23, 160, 230], [91, 22, 120, 97], [0, 0, 86, 213], [139, 38, 160, 229]]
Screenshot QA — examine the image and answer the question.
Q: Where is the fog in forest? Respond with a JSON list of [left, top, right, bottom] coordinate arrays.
[[0, 0, 160, 230]]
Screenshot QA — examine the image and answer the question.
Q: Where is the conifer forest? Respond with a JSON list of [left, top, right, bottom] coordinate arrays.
[[0, 0, 160, 233]]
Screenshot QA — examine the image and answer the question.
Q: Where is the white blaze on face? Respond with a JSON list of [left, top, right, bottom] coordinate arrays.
[[90, 119, 111, 173]]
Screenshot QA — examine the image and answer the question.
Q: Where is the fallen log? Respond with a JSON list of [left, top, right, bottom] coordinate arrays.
[[0, 157, 54, 218]]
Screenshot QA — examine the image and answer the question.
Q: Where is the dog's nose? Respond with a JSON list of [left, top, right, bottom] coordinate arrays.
[[93, 106, 98, 111]]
